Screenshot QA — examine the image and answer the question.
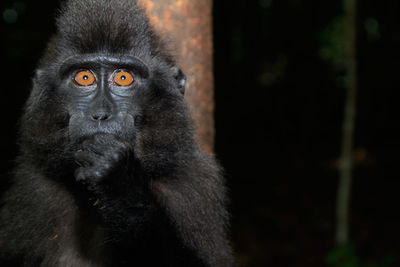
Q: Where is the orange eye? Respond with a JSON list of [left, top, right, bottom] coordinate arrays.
[[74, 70, 95, 86], [113, 71, 134, 86]]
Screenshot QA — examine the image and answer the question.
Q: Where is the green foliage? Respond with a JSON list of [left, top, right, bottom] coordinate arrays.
[[364, 256, 397, 267], [364, 18, 381, 42], [326, 245, 397, 267], [376, 256, 397, 267], [325, 244, 361, 267], [2, 1, 27, 24], [232, 27, 244, 63], [317, 15, 346, 70]]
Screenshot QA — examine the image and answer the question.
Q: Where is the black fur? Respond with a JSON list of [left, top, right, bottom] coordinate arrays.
[[0, 0, 234, 266]]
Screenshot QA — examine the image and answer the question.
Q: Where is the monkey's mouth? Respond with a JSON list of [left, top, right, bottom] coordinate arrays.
[[68, 113, 136, 142]]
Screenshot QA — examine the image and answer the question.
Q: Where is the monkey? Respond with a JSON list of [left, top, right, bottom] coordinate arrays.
[[0, 0, 234, 266]]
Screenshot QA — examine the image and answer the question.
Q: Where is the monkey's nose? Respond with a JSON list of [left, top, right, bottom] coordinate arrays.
[[91, 111, 112, 121]]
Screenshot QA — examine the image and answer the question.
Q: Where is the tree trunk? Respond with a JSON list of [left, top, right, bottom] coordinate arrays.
[[336, 0, 358, 246], [138, 0, 215, 153]]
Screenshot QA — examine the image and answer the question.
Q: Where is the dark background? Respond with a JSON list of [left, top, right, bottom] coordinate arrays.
[[1, 0, 400, 266]]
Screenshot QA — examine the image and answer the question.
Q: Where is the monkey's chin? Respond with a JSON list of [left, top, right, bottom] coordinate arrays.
[[69, 131, 136, 146]]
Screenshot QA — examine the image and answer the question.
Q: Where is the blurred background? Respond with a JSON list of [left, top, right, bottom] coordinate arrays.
[[1, 0, 400, 266]]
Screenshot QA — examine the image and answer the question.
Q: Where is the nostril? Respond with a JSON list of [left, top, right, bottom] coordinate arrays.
[[91, 113, 111, 121]]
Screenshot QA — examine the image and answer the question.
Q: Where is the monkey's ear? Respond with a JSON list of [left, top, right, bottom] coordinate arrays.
[[171, 66, 186, 95], [35, 69, 44, 79]]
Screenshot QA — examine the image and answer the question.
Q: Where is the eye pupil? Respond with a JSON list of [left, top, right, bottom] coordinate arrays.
[[74, 70, 95, 86], [114, 71, 133, 86]]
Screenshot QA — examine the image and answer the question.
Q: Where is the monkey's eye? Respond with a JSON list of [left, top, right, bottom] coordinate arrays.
[[74, 70, 96, 86], [113, 70, 134, 87]]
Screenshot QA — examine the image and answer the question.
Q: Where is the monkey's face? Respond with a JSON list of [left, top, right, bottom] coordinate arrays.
[[57, 54, 150, 143], [22, 49, 187, 172]]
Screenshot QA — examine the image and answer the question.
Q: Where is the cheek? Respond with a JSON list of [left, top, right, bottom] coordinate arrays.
[[67, 113, 87, 141], [66, 99, 89, 114], [114, 112, 137, 140]]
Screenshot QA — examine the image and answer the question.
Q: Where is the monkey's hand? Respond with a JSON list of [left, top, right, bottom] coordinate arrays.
[[73, 133, 134, 188], [73, 133, 154, 238]]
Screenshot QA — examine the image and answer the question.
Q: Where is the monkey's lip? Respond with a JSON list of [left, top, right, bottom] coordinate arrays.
[[68, 113, 136, 141], [70, 130, 134, 143]]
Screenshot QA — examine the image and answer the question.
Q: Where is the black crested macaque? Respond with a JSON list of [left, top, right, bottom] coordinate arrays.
[[0, 0, 234, 266]]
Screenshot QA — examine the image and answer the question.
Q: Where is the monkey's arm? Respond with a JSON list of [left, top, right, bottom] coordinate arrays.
[[73, 134, 234, 266], [151, 153, 234, 267]]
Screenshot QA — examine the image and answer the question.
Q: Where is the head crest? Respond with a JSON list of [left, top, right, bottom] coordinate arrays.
[[56, 0, 155, 54]]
